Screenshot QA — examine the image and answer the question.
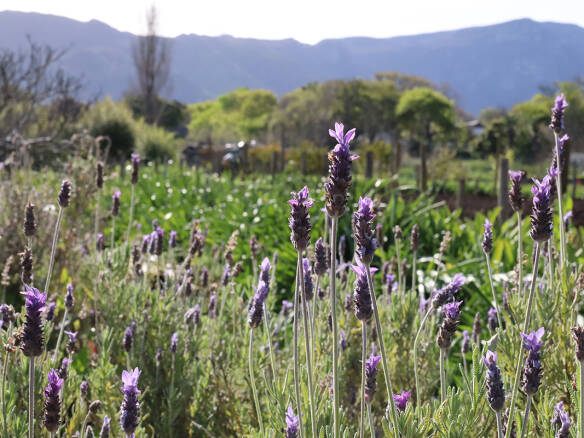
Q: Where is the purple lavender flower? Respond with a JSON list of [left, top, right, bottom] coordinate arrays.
[[556, 411, 571, 438], [352, 197, 377, 265], [325, 122, 358, 218], [338, 234, 346, 261], [57, 179, 72, 208], [487, 307, 498, 332], [131, 154, 140, 184], [155, 347, 162, 366], [302, 258, 314, 301], [350, 263, 376, 321], [209, 294, 217, 318], [80, 380, 89, 401], [314, 237, 328, 276], [248, 258, 272, 328], [43, 369, 63, 432], [549, 93, 568, 133], [221, 264, 230, 287], [46, 301, 56, 322], [281, 300, 293, 316], [572, 326, 584, 362], [154, 227, 164, 256], [100, 416, 111, 438], [288, 186, 313, 251], [364, 354, 381, 403], [520, 327, 544, 395], [472, 312, 482, 344], [58, 357, 72, 380], [24, 202, 37, 237], [340, 330, 348, 351], [112, 190, 121, 217], [431, 274, 465, 310], [21, 285, 47, 357], [482, 218, 493, 254], [551, 401, 564, 429], [170, 332, 178, 354], [65, 283, 75, 311], [392, 390, 411, 413], [123, 326, 133, 353], [64, 330, 78, 354], [419, 297, 430, 314], [437, 300, 462, 349], [530, 176, 554, 242], [96, 161, 104, 189], [483, 351, 505, 412], [461, 330, 471, 354], [285, 406, 300, 438], [184, 305, 201, 326], [120, 368, 141, 437], [96, 233, 105, 252], [385, 273, 397, 295], [508, 170, 525, 213], [411, 223, 420, 252]]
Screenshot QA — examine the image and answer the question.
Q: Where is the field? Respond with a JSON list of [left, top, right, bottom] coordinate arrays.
[[0, 116, 582, 438]]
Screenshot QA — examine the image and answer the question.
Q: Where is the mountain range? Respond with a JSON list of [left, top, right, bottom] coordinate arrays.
[[1, 10, 584, 114]]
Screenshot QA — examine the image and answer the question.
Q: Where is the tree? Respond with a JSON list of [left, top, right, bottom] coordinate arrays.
[[0, 38, 83, 138], [132, 5, 171, 125], [396, 87, 456, 190]]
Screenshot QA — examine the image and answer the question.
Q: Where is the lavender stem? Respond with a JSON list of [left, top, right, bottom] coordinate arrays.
[[360, 322, 367, 438], [553, 132, 567, 283], [51, 308, 69, 365], [580, 360, 584, 438], [517, 212, 523, 296], [45, 207, 63, 295], [292, 261, 305, 438], [504, 242, 540, 438], [330, 217, 339, 438], [126, 184, 135, 244], [28, 358, 34, 438], [248, 329, 264, 436], [365, 265, 400, 437], [367, 403, 375, 438], [485, 255, 503, 329], [413, 308, 432, 407], [519, 395, 531, 438], [496, 411, 504, 438], [439, 348, 447, 402]]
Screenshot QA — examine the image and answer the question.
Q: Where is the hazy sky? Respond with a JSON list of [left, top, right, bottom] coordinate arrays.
[[3, 0, 584, 44]]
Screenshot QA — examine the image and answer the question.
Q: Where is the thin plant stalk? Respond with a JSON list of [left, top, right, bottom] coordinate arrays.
[[330, 217, 340, 438], [485, 255, 503, 329], [462, 354, 468, 379], [263, 304, 277, 379], [298, 253, 316, 437], [111, 216, 116, 250], [367, 403, 375, 438], [248, 329, 264, 436], [517, 212, 523, 296], [311, 276, 320, 364], [51, 308, 68, 364], [80, 410, 91, 438], [395, 238, 402, 295], [360, 322, 367, 438], [439, 348, 447, 402], [412, 250, 418, 298], [413, 309, 432, 407], [365, 265, 400, 437], [496, 411, 504, 438], [45, 207, 63, 295], [520, 395, 532, 438], [292, 262, 305, 438], [126, 184, 135, 244], [28, 358, 34, 438], [553, 132, 567, 283], [1, 323, 11, 437], [504, 242, 541, 438]]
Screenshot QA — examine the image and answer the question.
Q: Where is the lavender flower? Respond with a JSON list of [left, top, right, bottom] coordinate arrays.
[[221, 264, 230, 287], [376, 223, 383, 248], [20, 247, 33, 285], [302, 258, 314, 301], [170, 332, 178, 354], [46, 301, 56, 322], [551, 401, 564, 429], [484, 351, 505, 412], [130, 154, 140, 185], [200, 267, 209, 288], [209, 294, 217, 318], [96, 161, 104, 189], [472, 312, 482, 344], [184, 305, 201, 326], [64, 330, 78, 354], [530, 176, 553, 242], [100, 416, 111, 438], [520, 327, 544, 395], [325, 122, 358, 218], [112, 190, 121, 216], [488, 307, 498, 331], [120, 368, 141, 437], [340, 330, 348, 351], [431, 274, 465, 310], [155, 348, 162, 365], [285, 406, 300, 438], [549, 93, 568, 133], [57, 179, 72, 208], [314, 237, 328, 276], [65, 283, 75, 311], [21, 285, 46, 357], [43, 369, 63, 432], [58, 358, 72, 380], [80, 380, 89, 401], [437, 300, 462, 349], [392, 390, 411, 413], [141, 235, 150, 254], [281, 300, 293, 316], [169, 230, 177, 248], [248, 258, 272, 328], [419, 297, 430, 314], [556, 411, 571, 438], [96, 233, 105, 252], [123, 326, 133, 353], [482, 218, 493, 254], [352, 197, 377, 265], [364, 354, 381, 403], [461, 330, 471, 354], [24, 202, 37, 237], [288, 186, 313, 251], [350, 263, 376, 321], [508, 170, 525, 213], [338, 235, 346, 261], [573, 326, 584, 362], [410, 224, 420, 252]]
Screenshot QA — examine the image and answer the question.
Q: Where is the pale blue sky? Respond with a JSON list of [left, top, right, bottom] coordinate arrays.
[[3, 0, 584, 43]]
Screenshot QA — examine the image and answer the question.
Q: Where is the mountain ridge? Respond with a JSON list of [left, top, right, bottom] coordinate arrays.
[[1, 11, 583, 114]]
